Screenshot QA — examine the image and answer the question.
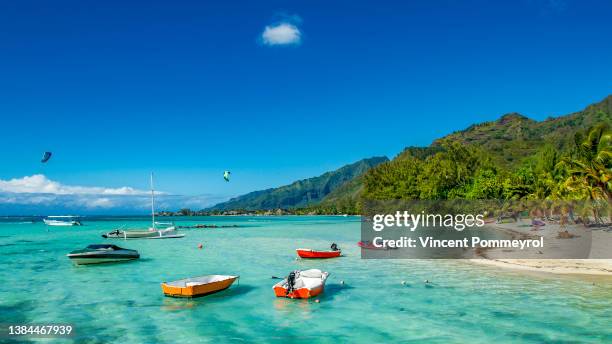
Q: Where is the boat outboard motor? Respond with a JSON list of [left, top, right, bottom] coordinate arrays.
[[331, 243, 339, 251], [285, 270, 299, 297], [102, 229, 120, 238]]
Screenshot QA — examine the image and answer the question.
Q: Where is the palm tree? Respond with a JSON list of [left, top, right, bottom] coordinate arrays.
[[560, 123, 611, 203], [558, 124, 611, 224]]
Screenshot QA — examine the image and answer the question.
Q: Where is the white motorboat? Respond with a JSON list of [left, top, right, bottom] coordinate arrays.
[[273, 269, 329, 299], [43, 216, 82, 226]]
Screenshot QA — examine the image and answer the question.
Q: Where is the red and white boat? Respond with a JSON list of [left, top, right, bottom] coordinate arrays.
[[273, 269, 329, 299], [296, 248, 341, 259]]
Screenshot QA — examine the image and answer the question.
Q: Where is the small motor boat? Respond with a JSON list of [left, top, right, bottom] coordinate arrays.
[[273, 269, 329, 299], [296, 242, 341, 258], [161, 275, 239, 298], [67, 244, 139, 265], [44, 216, 82, 226], [296, 249, 341, 259]]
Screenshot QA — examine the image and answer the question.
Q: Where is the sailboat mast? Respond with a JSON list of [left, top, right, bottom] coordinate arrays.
[[151, 172, 155, 230]]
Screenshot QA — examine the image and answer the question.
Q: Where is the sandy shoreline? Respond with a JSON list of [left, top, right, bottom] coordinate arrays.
[[471, 219, 612, 277]]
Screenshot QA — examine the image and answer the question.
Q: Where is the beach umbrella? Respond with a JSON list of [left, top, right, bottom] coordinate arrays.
[[223, 171, 231, 182], [41, 152, 52, 163]]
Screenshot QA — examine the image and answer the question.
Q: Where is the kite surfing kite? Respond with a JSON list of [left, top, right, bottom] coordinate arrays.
[[41, 152, 52, 163], [223, 171, 231, 182]]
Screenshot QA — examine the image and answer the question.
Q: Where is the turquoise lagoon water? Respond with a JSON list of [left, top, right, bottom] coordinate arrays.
[[1, 216, 611, 343]]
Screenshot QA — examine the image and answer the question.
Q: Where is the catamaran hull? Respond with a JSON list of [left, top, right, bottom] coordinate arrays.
[[147, 234, 185, 239], [102, 229, 184, 239], [103, 231, 160, 239]]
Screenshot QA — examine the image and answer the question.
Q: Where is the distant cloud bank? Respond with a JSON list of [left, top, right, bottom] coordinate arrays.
[[0, 175, 228, 214], [0, 174, 149, 195], [260, 15, 302, 46]]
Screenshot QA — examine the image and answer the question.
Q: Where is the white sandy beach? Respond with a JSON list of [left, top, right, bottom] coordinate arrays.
[[472, 219, 612, 276]]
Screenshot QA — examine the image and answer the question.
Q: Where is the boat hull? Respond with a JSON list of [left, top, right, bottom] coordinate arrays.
[[44, 219, 81, 226], [67, 251, 139, 265], [273, 270, 329, 299], [162, 276, 239, 298], [102, 230, 160, 239], [69, 256, 138, 265], [147, 234, 185, 239], [273, 284, 325, 299], [296, 249, 341, 259], [103, 229, 184, 239]]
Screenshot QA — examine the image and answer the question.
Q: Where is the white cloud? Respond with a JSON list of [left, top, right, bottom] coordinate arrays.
[[0, 192, 229, 213], [82, 197, 115, 209], [0, 174, 230, 213], [261, 23, 301, 46], [0, 174, 149, 195]]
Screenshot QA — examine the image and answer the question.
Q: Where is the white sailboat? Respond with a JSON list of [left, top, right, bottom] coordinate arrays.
[[43, 216, 82, 226], [102, 173, 185, 239]]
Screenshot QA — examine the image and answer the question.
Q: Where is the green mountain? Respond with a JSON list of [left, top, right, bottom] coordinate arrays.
[[209, 156, 388, 211], [317, 94, 611, 209], [432, 95, 612, 166]]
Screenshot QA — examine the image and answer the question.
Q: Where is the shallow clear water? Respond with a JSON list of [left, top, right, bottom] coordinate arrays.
[[1, 216, 611, 343]]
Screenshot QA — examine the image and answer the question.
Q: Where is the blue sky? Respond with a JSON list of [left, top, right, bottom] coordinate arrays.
[[1, 0, 611, 213]]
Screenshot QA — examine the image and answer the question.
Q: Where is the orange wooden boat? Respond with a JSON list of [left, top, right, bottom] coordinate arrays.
[[273, 269, 329, 299], [161, 275, 238, 298], [296, 248, 341, 259]]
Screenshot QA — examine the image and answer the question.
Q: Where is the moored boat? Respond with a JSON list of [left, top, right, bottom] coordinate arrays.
[[273, 269, 329, 299], [44, 216, 82, 226], [161, 275, 239, 298], [67, 244, 139, 265], [102, 227, 184, 239], [296, 249, 341, 259], [296, 243, 341, 258], [102, 173, 184, 240]]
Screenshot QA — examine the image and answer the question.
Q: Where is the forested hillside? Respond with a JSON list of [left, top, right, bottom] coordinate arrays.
[[308, 95, 611, 214], [208, 156, 388, 210]]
